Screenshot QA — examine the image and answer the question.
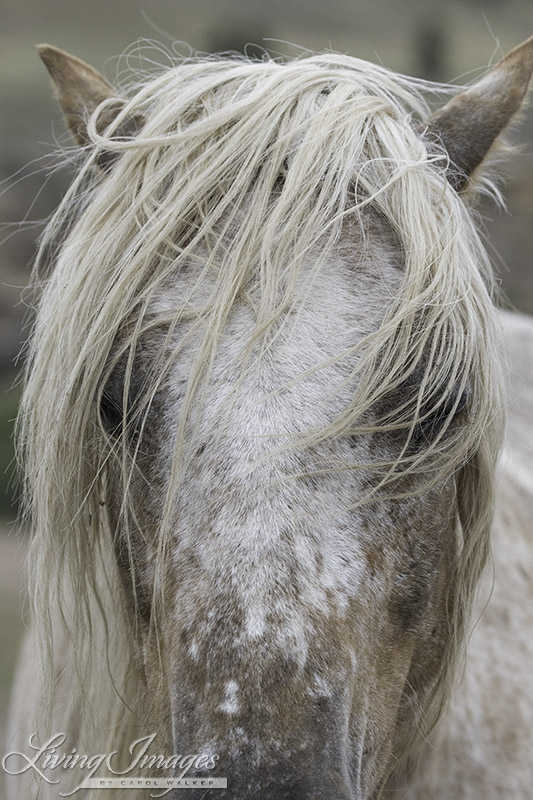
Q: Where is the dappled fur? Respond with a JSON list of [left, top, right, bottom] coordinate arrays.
[[8, 46, 531, 799]]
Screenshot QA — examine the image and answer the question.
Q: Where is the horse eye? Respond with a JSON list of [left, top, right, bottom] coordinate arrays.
[[414, 384, 470, 443], [99, 387, 124, 434]]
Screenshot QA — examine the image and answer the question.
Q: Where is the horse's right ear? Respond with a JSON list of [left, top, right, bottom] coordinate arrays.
[[428, 36, 533, 191], [38, 44, 143, 169]]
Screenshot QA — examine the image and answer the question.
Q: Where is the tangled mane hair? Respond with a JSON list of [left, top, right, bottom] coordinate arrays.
[[18, 50, 504, 793]]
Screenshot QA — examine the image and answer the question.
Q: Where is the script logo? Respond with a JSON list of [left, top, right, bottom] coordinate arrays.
[[2, 732, 226, 796]]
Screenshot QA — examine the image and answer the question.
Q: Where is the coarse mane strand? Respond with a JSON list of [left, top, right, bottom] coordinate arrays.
[[18, 50, 505, 793]]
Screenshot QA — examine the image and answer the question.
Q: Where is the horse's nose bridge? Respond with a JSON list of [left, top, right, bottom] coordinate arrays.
[[169, 719, 357, 800], [168, 650, 358, 799], [166, 498, 364, 796]]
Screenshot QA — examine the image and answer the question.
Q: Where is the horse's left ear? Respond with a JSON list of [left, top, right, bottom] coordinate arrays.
[[428, 36, 533, 191], [38, 44, 143, 169]]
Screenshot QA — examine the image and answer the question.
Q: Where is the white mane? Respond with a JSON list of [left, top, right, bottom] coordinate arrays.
[[17, 51, 505, 794]]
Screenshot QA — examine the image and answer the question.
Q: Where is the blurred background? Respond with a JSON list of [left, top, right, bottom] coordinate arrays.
[[1, 0, 532, 775]]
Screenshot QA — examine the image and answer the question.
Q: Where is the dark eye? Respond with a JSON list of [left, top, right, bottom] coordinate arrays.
[[413, 384, 470, 443], [99, 386, 124, 434], [98, 362, 151, 441]]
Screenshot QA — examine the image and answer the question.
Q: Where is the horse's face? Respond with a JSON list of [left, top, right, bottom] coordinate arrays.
[[32, 39, 533, 800], [102, 218, 458, 798]]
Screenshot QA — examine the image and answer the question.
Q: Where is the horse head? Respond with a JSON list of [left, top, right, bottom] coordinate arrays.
[[21, 37, 533, 799]]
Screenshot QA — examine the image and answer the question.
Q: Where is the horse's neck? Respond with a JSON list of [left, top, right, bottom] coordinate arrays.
[[401, 310, 533, 800], [500, 309, 533, 488]]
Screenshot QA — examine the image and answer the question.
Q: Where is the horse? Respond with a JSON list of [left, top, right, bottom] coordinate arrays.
[[5, 36, 533, 800]]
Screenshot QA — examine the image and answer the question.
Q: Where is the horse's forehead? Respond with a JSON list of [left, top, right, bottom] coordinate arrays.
[[148, 218, 403, 452], [151, 216, 402, 329]]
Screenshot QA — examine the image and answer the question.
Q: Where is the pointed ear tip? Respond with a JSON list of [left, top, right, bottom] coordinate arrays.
[[36, 43, 69, 71], [37, 43, 86, 71], [515, 34, 533, 51], [504, 34, 533, 54], [501, 36, 533, 94], [36, 43, 53, 61], [503, 35, 533, 69], [36, 43, 60, 56]]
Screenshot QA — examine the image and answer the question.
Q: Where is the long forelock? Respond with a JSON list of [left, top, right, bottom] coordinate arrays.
[[19, 50, 505, 789]]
